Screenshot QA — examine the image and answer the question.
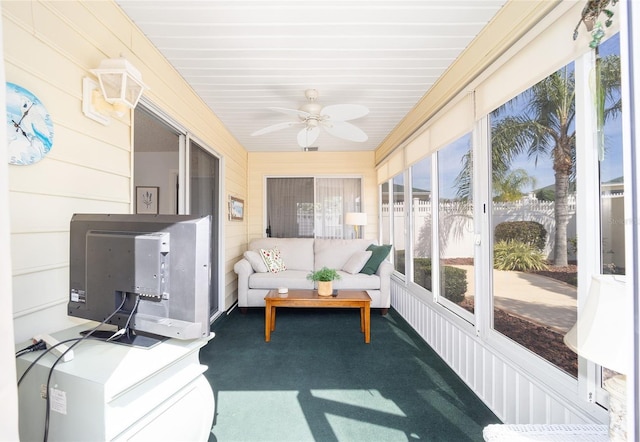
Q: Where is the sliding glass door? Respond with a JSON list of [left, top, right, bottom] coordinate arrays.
[[266, 177, 361, 238], [134, 106, 222, 319], [189, 140, 220, 316]]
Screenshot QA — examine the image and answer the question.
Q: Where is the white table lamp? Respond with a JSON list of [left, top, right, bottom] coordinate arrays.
[[563, 275, 630, 441], [345, 212, 367, 239]]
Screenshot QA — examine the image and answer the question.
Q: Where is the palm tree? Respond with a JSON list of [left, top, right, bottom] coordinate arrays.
[[456, 53, 620, 266], [493, 66, 577, 266], [493, 168, 537, 202]]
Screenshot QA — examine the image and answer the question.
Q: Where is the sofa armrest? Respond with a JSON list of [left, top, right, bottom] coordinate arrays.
[[376, 260, 393, 308], [233, 259, 254, 307]]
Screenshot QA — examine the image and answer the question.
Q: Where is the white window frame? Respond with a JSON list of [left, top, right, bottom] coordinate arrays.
[[264, 175, 363, 239]]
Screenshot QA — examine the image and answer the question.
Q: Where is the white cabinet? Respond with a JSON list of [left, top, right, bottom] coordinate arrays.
[[16, 326, 215, 441]]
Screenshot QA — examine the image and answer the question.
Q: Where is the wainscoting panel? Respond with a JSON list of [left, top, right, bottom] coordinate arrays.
[[390, 282, 604, 425]]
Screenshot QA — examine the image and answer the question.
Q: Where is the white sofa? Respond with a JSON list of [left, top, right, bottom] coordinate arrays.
[[233, 238, 392, 313]]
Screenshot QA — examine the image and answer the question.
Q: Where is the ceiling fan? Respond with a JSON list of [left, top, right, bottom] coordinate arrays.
[[251, 89, 369, 148]]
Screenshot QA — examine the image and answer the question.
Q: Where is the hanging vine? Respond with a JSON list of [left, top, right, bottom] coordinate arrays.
[[572, 0, 618, 48]]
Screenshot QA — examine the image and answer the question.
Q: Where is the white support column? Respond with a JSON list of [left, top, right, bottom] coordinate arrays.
[[620, 1, 639, 440]]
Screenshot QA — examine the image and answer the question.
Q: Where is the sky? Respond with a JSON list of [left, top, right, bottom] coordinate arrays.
[[427, 32, 623, 200], [503, 33, 623, 189]]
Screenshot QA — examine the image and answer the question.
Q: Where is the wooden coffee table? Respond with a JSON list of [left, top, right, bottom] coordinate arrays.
[[264, 289, 371, 343]]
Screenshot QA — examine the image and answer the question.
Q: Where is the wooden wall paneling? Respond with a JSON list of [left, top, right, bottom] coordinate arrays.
[[11, 232, 68, 274], [12, 303, 74, 345], [12, 268, 67, 317], [9, 161, 130, 202], [390, 284, 606, 427], [9, 193, 128, 232]]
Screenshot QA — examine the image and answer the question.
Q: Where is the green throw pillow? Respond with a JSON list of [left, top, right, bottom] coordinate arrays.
[[360, 244, 391, 275]]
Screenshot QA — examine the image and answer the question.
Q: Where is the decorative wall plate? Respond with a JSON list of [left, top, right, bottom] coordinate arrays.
[[6, 82, 54, 165]]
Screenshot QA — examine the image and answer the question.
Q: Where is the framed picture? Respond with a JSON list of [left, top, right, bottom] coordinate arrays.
[[229, 196, 244, 221], [136, 186, 159, 214]]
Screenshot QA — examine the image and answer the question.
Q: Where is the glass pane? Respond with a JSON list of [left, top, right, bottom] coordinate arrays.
[[266, 178, 314, 238], [598, 34, 624, 276], [133, 108, 179, 215], [189, 144, 218, 217], [411, 156, 432, 290], [392, 174, 405, 274], [437, 133, 474, 318], [381, 182, 391, 245], [189, 141, 219, 315], [490, 62, 577, 377], [315, 178, 361, 239], [597, 34, 623, 387]]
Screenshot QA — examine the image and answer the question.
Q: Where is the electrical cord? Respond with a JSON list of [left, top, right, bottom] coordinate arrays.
[[15, 339, 47, 358], [124, 296, 140, 331], [40, 294, 129, 442], [17, 338, 82, 387], [107, 295, 140, 342]]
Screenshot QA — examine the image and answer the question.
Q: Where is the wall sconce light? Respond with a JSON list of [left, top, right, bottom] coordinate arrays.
[[82, 57, 147, 125], [345, 212, 367, 239]]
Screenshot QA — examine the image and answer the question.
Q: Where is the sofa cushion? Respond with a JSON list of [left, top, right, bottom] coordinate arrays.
[[260, 247, 286, 273], [244, 250, 268, 273], [236, 237, 391, 309], [333, 272, 380, 290], [342, 250, 372, 274], [360, 244, 392, 275], [314, 238, 375, 271], [249, 270, 314, 289], [250, 238, 314, 271]]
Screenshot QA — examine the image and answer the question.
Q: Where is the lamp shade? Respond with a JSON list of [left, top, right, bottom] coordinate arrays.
[[91, 57, 146, 109], [563, 275, 630, 374], [345, 212, 367, 226]]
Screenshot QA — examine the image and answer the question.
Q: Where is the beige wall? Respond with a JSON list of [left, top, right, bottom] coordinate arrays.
[[247, 151, 379, 242], [3, 0, 247, 343]]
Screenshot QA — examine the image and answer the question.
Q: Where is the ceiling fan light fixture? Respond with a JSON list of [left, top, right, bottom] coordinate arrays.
[[300, 102, 322, 116], [253, 88, 368, 147], [304, 88, 319, 101]]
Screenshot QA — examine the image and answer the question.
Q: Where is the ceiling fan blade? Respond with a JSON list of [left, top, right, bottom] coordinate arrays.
[[320, 104, 369, 121], [251, 121, 301, 136], [268, 107, 310, 119], [322, 121, 368, 142], [297, 126, 320, 147]]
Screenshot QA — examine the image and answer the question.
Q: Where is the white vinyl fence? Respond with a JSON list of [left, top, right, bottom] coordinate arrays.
[[382, 194, 627, 266]]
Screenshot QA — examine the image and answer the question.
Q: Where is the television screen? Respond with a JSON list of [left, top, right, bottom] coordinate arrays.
[[68, 213, 211, 343]]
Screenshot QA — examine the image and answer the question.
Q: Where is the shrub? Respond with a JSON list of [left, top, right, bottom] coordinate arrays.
[[567, 236, 578, 256], [494, 221, 547, 251], [441, 267, 468, 303], [413, 258, 467, 303], [395, 249, 405, 273], [536, 188, 555, 201], [493, 240, 548, 271]]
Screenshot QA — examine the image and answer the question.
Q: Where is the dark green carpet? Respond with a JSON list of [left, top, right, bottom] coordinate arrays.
[[200, 307, 499, 441]]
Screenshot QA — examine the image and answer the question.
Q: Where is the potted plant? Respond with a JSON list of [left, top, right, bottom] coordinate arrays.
[[307, 267, 341, 296]]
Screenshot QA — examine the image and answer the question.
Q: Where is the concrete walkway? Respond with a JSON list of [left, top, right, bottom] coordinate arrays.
[[453, 265, 577, 333]]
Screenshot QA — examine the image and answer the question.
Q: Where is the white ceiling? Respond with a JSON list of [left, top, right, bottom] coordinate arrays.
[[116, 0, 508, 153]]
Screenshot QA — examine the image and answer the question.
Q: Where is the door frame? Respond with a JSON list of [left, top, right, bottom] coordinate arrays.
[[134, 99, 225, 322]]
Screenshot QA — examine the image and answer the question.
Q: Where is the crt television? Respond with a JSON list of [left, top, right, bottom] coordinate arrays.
[[68, 213, 211, 342]]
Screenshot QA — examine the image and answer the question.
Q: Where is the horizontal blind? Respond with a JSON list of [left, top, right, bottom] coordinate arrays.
[[378, 92, 473, 182], [387, 149, 404, 180], [404, 128, 430, 168], [377, 163, 389, 185], [426, 93, 474, 155], [377, 1, 620, 184], [475, 1, 619, 117]]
